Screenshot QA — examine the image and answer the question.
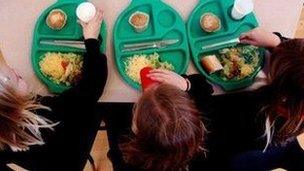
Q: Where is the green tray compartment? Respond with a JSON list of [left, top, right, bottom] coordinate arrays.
[[31, 0, 107, 93], [113, 0, 190, 90], [187, 0, 265, 91]]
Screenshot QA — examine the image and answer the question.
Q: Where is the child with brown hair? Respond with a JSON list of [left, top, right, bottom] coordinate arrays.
[[121, 83, 207, 171], [148, 29, 304, 171], [105, 28, 303, 171]]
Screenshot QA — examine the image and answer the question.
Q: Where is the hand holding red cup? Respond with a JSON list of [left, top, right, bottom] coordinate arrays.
[[140, 67, 159, 91]]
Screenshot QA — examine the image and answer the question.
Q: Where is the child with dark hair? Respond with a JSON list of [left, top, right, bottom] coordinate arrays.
[[105, 28, 303, 171]]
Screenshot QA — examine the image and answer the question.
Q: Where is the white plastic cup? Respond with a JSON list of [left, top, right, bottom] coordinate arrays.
[[76, 2, 96, 23], [231, 0, 254, 20]]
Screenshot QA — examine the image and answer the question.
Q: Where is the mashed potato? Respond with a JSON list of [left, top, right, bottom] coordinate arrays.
[[124, 53, 174, 84], [39, 52, 83, 86]]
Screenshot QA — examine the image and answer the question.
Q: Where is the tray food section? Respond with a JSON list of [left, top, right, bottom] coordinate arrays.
[[113, 0, 190, 90], [31, 0, 107, 93], [187, 0, 265, 91]]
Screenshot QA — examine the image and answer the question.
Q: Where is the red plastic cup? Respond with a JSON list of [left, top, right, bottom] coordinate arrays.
[[140, 67, 159, 90]]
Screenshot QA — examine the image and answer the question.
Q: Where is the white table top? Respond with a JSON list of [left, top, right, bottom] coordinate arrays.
[[0, 0, 303, 102]]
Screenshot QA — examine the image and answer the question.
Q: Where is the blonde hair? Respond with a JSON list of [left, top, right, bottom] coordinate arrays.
[[0, 79, 57, 151]]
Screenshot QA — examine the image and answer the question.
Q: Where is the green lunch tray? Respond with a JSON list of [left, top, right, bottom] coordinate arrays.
[[187, 0, 265, 91], [113, 0, 190, 90], [31, 0, 107, 94]]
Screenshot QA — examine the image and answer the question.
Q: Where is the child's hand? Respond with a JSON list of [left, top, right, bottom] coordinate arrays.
[[239, 28, 281, 48], [147, 69, 188, 91], [79, 9, 104, 40]]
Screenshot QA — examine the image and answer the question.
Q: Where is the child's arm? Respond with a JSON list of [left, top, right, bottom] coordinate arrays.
[[183, 74, 214, 109], [239, 28, 284, 48], [231, 138, 304, 171], [147, 70, 214, 110], [46, 10, 107, 108]]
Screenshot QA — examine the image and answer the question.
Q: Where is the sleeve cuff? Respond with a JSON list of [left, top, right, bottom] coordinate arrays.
[[84, 38, 102, 53], [273, 32, 289, 42], [84, 38, 101, 45], [183, 74, 214, 94]]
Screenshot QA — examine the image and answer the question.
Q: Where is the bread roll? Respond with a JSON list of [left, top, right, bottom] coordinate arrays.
[[201, 55, 223, 73], [46, 9, 67, 30], [200, 13, 221, 33]]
